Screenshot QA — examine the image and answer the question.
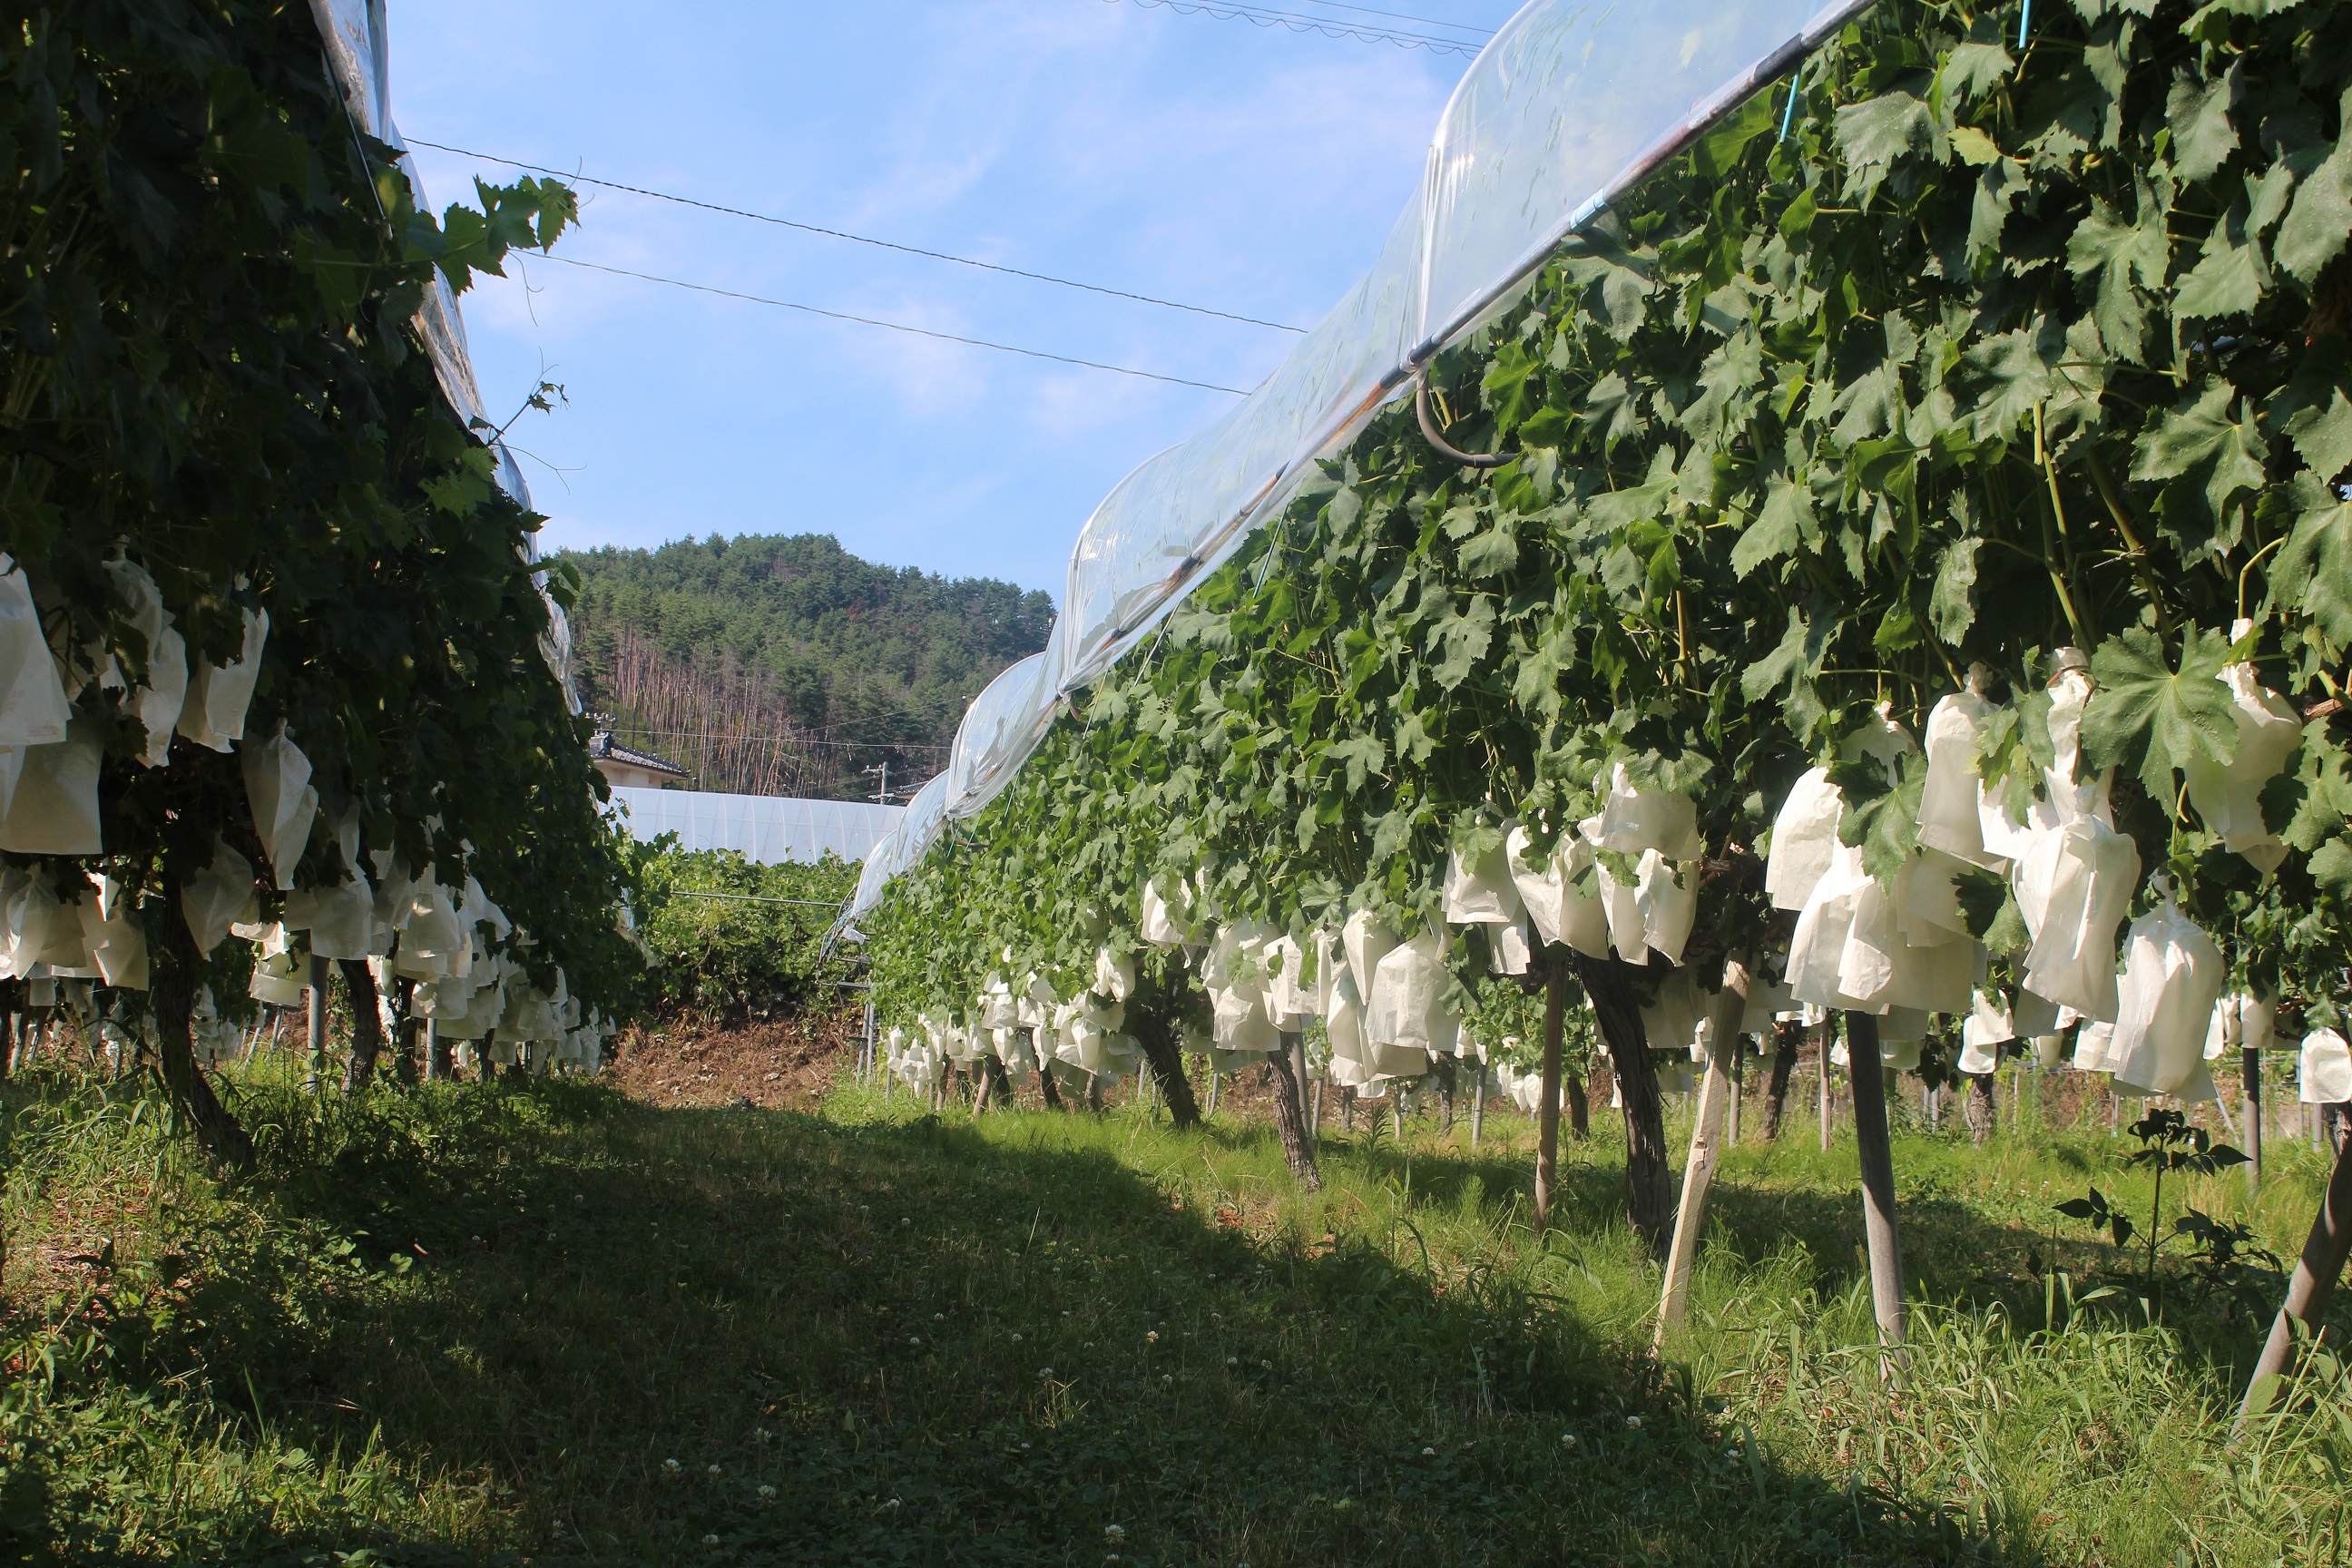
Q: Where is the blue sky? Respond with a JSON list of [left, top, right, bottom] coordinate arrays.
[[392, 0, 1523, 598]]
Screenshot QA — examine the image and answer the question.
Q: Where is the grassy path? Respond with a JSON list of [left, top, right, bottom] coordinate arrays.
[[0, 1063, 2346, 1565]]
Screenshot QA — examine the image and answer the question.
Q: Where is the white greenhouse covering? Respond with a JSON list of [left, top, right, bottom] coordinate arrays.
[[848, 0, 1878, 919], [611, 789, 905, 866]]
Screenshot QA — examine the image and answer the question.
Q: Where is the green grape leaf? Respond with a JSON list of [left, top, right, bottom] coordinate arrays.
[[1937, 43, 2014, 105], [1967, 157, 2027, 267], [2276, 142, 2352, 286], [2268, 473, 2352, 645], [1428, 596, 1496, 691], [1835, 753, 1926, 886], [1928, 536, 1981, 643], [2132, 380, 2268, 528], [2082, 625, 2239, 799], [2309, 837, 2352, 902], [1836, 89, 1937, 184], [1950, 125, 2003, 166], [2286, 389, 2352, 483], [2172, 201, 2268, 320], [1692, 87, 1779, 178], [1456, 518, 1520, 579], [2165, 60, 2242, 184], [1734, 478, 1821, 582]]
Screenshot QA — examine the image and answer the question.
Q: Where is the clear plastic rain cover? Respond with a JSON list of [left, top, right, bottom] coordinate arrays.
[[305, 2, 580, 706], [305, 1, 531, 511], [848, 0, 1876, 919]]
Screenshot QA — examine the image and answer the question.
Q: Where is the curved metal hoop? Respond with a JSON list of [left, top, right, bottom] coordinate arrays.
[[1413, 367, 1514, 470]]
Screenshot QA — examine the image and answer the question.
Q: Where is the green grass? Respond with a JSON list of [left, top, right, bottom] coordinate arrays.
[[1, 1055, 2347, 1566]]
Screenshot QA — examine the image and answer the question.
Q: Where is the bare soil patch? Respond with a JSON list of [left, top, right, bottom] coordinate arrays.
[[604, 1005, 860, 1111]]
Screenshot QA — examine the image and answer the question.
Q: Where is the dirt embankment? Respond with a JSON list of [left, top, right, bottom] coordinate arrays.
[[603, 1005, 861, 1111]]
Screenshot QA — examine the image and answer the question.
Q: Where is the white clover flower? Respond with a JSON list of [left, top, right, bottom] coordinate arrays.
[[1625, 1415, 1642, 1429], [1039, 1367, 1055, 1378], [908, 1336, 922, 1346], [1561, 1434, 1578, 1447], [663, 1458, 682, 1473], [1421, 1446, 1436, 1456], [1104, 1524, 1126, 1541], [1145, 1330, 1159, 1344], [702, 1534, 720, 1545], [758, 1484, 777, 1499], [707, 1464, 722, 1476], [1225, 1356, 1238, 1367]]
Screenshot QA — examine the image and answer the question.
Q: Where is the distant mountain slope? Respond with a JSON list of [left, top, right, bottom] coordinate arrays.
[[558, 534, 1054, 799]]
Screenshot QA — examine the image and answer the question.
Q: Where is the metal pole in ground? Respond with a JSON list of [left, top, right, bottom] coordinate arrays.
[[1726, 1041, 1742, 1145], [306, 956, 328, 1093], [1655, 963, 1753, 1350], [1534, 956, 1567, 1237], [1469, 1058, 1485, 1148], [2244, 1044, 2265, 1199], [1818, 1022, 1834, 1152], [1206, 1067, 1220, 1118], [1289, 1036, 1315, 1146], [1844, 1010, 1909, 1373]]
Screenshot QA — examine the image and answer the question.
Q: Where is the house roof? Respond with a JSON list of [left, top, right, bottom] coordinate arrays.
[[589, 730, 689, 779]]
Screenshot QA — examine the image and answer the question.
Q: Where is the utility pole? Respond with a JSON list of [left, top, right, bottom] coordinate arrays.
[[863, 760, 895, 805]]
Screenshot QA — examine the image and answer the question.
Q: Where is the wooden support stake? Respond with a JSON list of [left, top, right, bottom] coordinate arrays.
[[1845, 1010, 1909, 1371], [1655, 962, 1752, 1352], [1534, 957, 1567, 1237]]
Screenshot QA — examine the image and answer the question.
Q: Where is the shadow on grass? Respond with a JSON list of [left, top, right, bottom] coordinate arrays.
[[1324, 1114, 2304, 1393], [5, 1081, 2051, 1567]]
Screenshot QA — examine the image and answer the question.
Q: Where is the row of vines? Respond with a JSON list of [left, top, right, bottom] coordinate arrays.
[[868, 0, 2352, 1383], [0, 1, 647, 1153]]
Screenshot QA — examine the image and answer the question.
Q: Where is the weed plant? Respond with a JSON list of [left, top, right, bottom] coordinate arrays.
[[0, 1053, 2346, 1565]]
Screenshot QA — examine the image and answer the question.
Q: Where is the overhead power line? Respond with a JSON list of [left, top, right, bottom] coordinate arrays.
[[537, 254, 1255, 396], [408, 138, 1306, 334], [1279, 0, 1494, 35], [1095, 0, 1485, 54]]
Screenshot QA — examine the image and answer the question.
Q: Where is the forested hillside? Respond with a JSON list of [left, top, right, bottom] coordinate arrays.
[[559, 534, 1054, 798]]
